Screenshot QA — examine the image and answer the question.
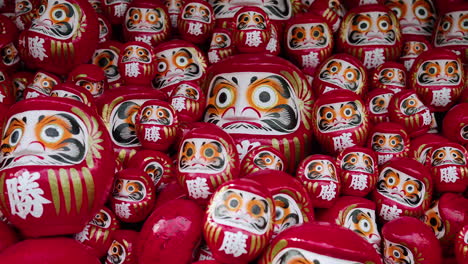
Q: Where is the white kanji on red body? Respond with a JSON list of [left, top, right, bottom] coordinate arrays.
[[431, 88, 451, 107], [301, 51, 319, 68], [333, 133, 355, 152], [317, 182, 337, 201], [349, 174, 368, 191], [74, 225, 90, 242], [6, 170, 51, 219], [363, 49, 385, 69], [421, 110, 432, 126], [114, 3, 128, 18], [245, 31, 262, 47], [236, 140, 261, 161], [380, 204, 402, 221], [440, 166, 459, 183], [125, 62, 140, 78], [378, 154, 394, 165], [171, 97, 186, 112], [404, 60, 414, 71], [219, 231, 248, 257], [266, 38, 277, 53], [144, 126, 161, 142], [188, 22, 203, 36], [115, 203, 132, 219], [135, 36, 152, 45], [186, 177, 211, 199], [28, 36, 48, 61], [208, 50, 220, 64]]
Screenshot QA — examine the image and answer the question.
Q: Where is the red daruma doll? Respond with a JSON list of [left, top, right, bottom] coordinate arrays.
[[177, 0, 215, 45], [232, 6, 271, 54]]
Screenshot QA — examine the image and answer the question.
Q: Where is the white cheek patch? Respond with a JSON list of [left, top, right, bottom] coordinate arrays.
[[273, 247, 365, 264], [287, 23, 330, 50], [370, 93, 392, 114], [211, 188, 271, 235], [30, 0, 80, 40], [377, 167, 425, 208], [110, 99, 147, 147], [273, 193, 303, 236], [343, 207, 381, 250]]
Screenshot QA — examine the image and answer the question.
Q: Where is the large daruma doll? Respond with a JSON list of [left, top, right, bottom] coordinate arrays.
[[203, 54, 315, 171], [0, 97, 115, 237], [18, 0, 99, 76]]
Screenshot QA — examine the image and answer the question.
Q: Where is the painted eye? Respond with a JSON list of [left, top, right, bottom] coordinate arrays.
[[358, 218, 371, 233], [185, 146, 194, 157], [175, 55, 189, 67], [204, 147, 214, 158], [378, 18, 390, 31], [460, 17, 468, 30], [215, 87, 233, 108], [387, 176, 396, 185], [247, 200, 265, 218], [157, 61, 167, 73], [393, 249, 401, 258], [9, 128, 23, 146], [311, 28, 322, 38], [386, 71, 394, 78], [42, 81, 50, 88], [111, 245, 119, 253], [358, 20, 370, 31], [225, 193, 242, 211], [437, 151, 445, 159], [330, 66, 339, 73], [442, 20, 451, 31], [40, 124, 64, 143], [403, 181, 418, 194], [378, 138, 385, 144], [38, 4, 46, 15], [390, 139, 397, 145], [344, 70, 356, 81], [414, 6, 429, 20], [315, 165, 323, 171], [253, 85, 277, 109], [133, 13, 140, 21], [391, 7, 402, 18], [127, 184, 135, 192], [342, 106, 354, 117], [324, 109, 335, 120], [51, 6, 68, 22], [147, 13, 157, 22], [408, 99, 416, 106]]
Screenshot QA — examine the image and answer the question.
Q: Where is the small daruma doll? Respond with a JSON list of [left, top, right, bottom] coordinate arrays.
[[456, 225, 468, 264], [443, 102, 468, 148], [433, 6, 468, 63], [91, 41, 123, 88], [23, 70, 60, 99], [372, 157, 433, 223], [371, 61, 407, 93], [426, 142, 468, 193], [204, 178, 274, 264], [400, 35, 432, 71], [18, 0, 99, 76], [296, 154, 341, 208], [312, 89, 370, 155], [232, 6, 271, 54], [284, 13, 334, 71], [410, 48, 465, 112], [126, 149, 174, 190], [367, 122, 410, 165], [308, 0, 347, 33], [312, 53, 369, 97], [388, 90, 432, 137], [382, 216, 442, 264], [384, 0, 438, 37], [240, 145, 286, 176], [337, 4, 402, 70], [135, 100, 179, 152], [0, 97, 115, 237], [110, 168, 155, 223], [336, 146, 378, 197], [317, 196, 382, 253], [203, 54, 315, 171], [176, 124, 240, 205], [123, 1, 170, 46], [169, 81, 206, 123], [177, 0, 215, 44], [207, 28, 235, 65], [68, 64, 108, 98], [365, 88, 395, 124], [119, 41, 156, 87]]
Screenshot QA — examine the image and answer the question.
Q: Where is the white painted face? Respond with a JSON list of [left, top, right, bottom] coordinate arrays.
[[139, 105, 174, 125], [273, 193, 303, 236], [110, 99, 148, 147], [416, 59, 461, 86], [182, 2, 212, 23], [144, 161, 163, 185], [0, 110, 88, 169], [236, 11, 267, 30], [384, 0, 437, 36], [399, 94, 427, 116], [15, 0, 33, 15], [317, 101, 364, 133], [383, 239, 415, 264], [92, 48, 121, 83], [29, 72, 59, 95], [435, 11, 468, 46], [346, 11, 397, 46], [125, 7, 166, 32], [371, 133, 405, 154], [90, 209, 111, 228], [178, 138, 228, 174], [462, 125, 468, 140], [401, 41, 429, 59], [421, 200, 445, 239], [305, 159, 338, 181], [112, 179, 147, 202], [377, 167, 425, 208], [210, 32, 231, 49], [253, 151, 284, 171], [204, 72, 300, 136], [107, 240, 127, 264], [211, 188, 271, 235], [121, 45, 152, 63], [273, 247, 364, 264], [430, 146, 466, 166], [30, 0, 80, 40], [209, 0, 292, 21], [287, 23, 330, 50], [1, 42, 19, 66], [98, 17, 109, 40], [341, 152, 375, 173], [154, 47, 204, 89], [343, 207, 381, 252], [50, 89, 84, 102], [378, 68, 405, 87], [369, 93, 393, 115], [318, 59, 364, 93], [174, 83, 200, 100]]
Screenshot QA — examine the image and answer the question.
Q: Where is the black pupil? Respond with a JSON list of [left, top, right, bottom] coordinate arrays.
[[205, 148, 214, 157], [259, 91, 271, 103], [159, 63, 165, 69], [45, 127, 59, 138], [326, 113, 332, 118], [418, 9, 426, 16], [98, 57, 109, 67], [11, 130, 20, 143], [448, 67, 453, 73], [186, 148, 193, 156], [113, 247, 118, 253], [345, 109, 351, 115], [381, 22, 387, 28], [430, 217, 438, 226], [360, 22, 367, 29], [55, 10, 63, 19], [313, 30, 319, 37], [251, 205, 261, 215], [389, 178, 394, 184], [230, 199, 238, 208], [218, 92, 227, 104], [296, 32, 304, 39]]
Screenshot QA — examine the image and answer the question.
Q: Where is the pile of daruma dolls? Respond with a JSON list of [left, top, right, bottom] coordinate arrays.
[[0, 0, 467, 263]]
